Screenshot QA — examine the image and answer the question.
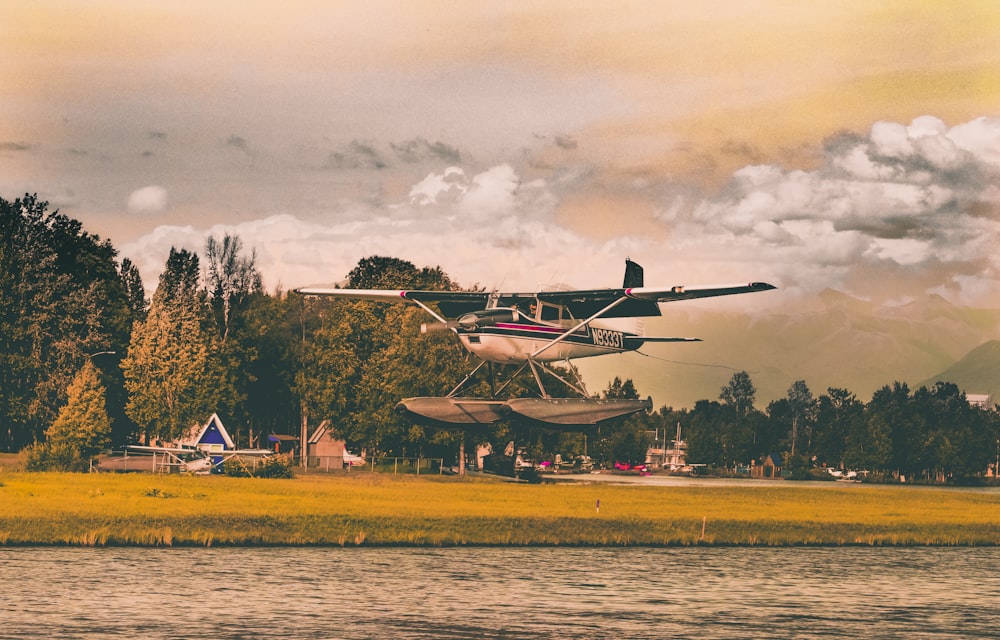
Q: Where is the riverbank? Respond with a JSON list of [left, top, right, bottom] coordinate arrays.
[[1, 471, 997, 546]]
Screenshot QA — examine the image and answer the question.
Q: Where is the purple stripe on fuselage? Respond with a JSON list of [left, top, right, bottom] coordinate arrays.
[[493, 323, 566, 334]]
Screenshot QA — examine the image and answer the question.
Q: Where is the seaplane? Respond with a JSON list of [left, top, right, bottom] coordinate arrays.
[[296, 260, 775, 429], [126, 444, 274, 475]]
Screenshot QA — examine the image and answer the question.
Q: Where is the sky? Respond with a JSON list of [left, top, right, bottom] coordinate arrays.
[[3, 1, 1000, 310]]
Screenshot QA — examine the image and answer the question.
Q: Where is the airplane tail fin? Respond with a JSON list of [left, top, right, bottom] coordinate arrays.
[[623, 259, 644, 288]]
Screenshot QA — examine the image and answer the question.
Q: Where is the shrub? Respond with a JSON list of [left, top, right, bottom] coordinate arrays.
[[21, 441, 89, 472], [223, 455, 294, 478]]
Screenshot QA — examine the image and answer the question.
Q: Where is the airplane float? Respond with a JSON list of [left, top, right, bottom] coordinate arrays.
[[296, 260, 775, 429]]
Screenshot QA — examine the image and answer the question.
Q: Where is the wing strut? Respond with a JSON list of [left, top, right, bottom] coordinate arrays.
[[407, 296, 449, 325], [529, 295, 629, 360], [535, 361, 589, 398], [528, 361, 548, 398], [446, 360, 489, 397]]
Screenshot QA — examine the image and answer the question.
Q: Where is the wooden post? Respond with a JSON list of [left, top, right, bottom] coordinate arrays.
[[300, 404, 308, 469]]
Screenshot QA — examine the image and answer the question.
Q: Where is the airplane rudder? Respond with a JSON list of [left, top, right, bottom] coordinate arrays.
[[623, 259, 644, 288]]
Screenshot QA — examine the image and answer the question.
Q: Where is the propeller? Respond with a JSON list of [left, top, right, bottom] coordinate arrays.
[[420, 308, 521, 334]]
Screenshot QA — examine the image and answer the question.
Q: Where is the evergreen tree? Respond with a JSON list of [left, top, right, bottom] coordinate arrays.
[[46, 360, 112, 459], [24, 360, 112, 471], [118, 257, 148, 321]]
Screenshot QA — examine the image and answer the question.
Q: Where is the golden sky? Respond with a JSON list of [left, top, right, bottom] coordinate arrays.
[[2, 1, 999, 305]]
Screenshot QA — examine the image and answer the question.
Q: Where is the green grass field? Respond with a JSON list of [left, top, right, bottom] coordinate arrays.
[[0, 470, 997, 546]]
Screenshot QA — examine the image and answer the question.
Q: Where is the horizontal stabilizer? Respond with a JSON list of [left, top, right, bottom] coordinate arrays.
[[623, 336, 701, 349]]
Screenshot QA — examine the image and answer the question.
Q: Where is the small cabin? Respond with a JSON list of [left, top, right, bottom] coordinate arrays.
[[752, 453, 783, 479], [306, 421, 353, 471], [179, 413, 235, 453]]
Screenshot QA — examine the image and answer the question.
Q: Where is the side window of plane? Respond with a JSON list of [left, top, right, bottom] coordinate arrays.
[[540, 303, 561, 322]]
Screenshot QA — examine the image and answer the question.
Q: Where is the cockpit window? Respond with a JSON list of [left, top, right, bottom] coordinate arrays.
[[539, 302, 561, 322]]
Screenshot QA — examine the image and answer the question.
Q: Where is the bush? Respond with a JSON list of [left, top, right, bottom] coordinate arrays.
[[21, 441, 89, 472], [223, 455, 294, 478], [782, 452, 811, 480]]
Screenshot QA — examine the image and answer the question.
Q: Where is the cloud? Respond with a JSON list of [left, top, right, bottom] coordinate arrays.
[[667, 115, 1000, 304], [126, 185, 168, 214], [408, 167, 467, 206], [120, 115, 1000, 309], [326, 141, 387, 170], [391, 138, 462, 165], [122, 164, 606, 296]]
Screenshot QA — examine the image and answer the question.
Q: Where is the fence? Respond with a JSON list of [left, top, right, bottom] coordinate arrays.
[[300, 456, 447, 474]]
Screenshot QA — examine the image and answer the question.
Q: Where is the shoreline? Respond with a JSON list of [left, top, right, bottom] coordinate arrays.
[[2, 471, 997, 548]]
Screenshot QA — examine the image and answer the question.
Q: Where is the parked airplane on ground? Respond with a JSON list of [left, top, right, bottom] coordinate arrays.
[[296, 260, 775, 428], [127, 444, 273, 475], [343, 449, 366, 467]]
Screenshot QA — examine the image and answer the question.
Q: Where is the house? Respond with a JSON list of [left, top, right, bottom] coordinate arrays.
[[306, 421, 358, 471], [967, 394, 992, 409], [179, 412, 235, 453], [751, 453, 783, 479]]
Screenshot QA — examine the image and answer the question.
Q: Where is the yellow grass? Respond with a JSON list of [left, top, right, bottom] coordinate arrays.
[[0, 471, 996, 546]]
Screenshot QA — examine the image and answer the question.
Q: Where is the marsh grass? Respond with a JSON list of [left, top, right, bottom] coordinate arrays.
[[0, 471, 996, 546]]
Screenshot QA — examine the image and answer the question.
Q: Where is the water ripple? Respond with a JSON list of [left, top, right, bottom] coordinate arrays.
[[1, 546, 998, 639]]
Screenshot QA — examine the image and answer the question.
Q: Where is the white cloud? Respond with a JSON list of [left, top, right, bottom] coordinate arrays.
[[408, 166, 467, 206], [459, 164, 520, 219], [120, 116, 1000, 308], [127, 185, 168, 214], [121, 167, 614, 296], [656, 116, 1000, 304]]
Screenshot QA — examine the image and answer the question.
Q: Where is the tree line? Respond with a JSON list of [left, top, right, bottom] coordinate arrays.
[[677, 371, 1000, 482], [2, 194, 998, 479]]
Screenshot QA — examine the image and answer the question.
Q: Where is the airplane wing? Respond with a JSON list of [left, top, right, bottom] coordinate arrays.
[[624, 282, 777, 302], [223, 449, 274, 457], [295, 281, 776, 320], [127, 445, 203, 455], [535, 282, 776, 318], [295, 288, 492, 319]]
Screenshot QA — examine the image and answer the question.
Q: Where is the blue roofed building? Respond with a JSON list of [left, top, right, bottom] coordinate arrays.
[[181, 413, 235, 454]]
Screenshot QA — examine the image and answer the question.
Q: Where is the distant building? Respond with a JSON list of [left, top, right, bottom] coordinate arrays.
[[751, 453, 783, 479], [306, 420, 355, 471], [967, 394, 992, 409], [268, 433, 299, 455], [646, 423, 687, 470], [179, 413, 234, 453]]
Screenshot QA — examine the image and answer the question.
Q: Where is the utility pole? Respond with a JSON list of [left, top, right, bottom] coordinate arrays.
[[300, 404, 309, 470]]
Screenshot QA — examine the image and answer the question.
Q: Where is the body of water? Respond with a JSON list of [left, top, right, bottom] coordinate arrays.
[[2, 546, 997, 639]]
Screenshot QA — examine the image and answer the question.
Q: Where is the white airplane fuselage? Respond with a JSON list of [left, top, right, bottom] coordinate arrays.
[[455, 313, 634, 364]]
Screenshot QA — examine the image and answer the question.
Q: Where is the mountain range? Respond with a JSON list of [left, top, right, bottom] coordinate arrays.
[[577, 290, 1000, 410]]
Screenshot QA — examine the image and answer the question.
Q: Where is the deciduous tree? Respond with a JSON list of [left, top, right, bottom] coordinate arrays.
[[121, 248, 214, 441]]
